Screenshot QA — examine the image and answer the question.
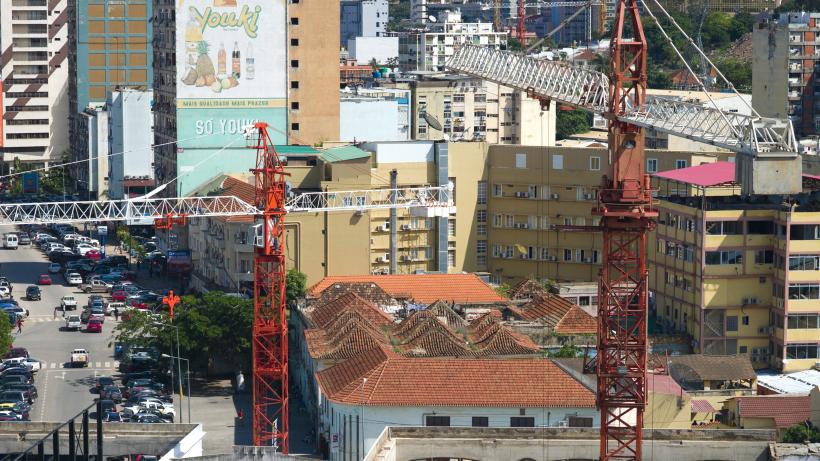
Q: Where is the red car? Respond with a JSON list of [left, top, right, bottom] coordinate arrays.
[[85, 250, 101, 261], [37, 274, 52, 285], [86, 319, 103, 333], [111, 290, 127, 302], [128, 299, 148, 310]]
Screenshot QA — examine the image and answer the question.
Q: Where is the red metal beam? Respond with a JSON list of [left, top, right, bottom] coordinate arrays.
[[249, 123, 289, 452]]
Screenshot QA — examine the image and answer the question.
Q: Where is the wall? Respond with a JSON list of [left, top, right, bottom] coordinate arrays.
[[752, 23, 789, 120], [323, 402, 599, 461], [449, 142, 489, 273], [108, 90, 154, 199], [340, 99, 404, 142], [348, 37, 398, 65]]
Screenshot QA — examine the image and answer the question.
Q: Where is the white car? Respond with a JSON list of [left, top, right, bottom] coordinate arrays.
[[75, 245, 95, 256], [106, 302, 126, 315], [22, 357, 41, 372], [48, 263, 62, 274], [0, 286, 10, 297], [66, 272, 83, 286]]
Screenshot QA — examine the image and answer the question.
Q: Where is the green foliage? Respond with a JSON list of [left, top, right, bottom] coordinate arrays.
[[776, 0, 820, 13], [716, 58, 752, 91], [547, 344, 582, 358], [729, 12, 755, 42], [285, 269, 307, 304], [782, 422, 820, 443], [0, 314, 14, 357], [494, 282, 511, 298], [701, 12, 733, 50], [648, 68, 672, 89], [112, 292, 254, 372], [507, 38, 524, 52], [556, 109, 592, 140]]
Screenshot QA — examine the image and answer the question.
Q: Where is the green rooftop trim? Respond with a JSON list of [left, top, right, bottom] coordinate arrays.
[[274, 145, 321, 155], [321, 146, 371, 163]]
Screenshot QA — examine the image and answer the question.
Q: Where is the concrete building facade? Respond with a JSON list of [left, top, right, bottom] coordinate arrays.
[[411, 76, 557, 146], [753, 12, 820, 138], [340, 0, 389, 46], [650, 161, 820, 372], [74, 104, 108, 198], [67, 0, 152, 196], [107, 88, 153, 199], [340, 88, 411, 142], [347, 36, 399, 65], [0, 0, 70, 168], [397, 11, 507, 72]]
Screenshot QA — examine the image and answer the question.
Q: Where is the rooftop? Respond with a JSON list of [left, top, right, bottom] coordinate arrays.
[[653, 161, 736, 188], [757, 369, 820, 394], [508, 294, 596, 335], [308, 274, 507, 304], [321, 145, 371, 163], [668, 354, 757, 384], [732, 395, 811, 428], [316, 348, 595, 408]]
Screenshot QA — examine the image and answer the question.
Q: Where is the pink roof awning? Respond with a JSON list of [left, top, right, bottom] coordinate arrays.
[[653, 161, 736, 187]]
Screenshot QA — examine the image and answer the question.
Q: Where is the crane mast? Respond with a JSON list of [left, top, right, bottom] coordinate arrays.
[[596, 0, 654, 458]]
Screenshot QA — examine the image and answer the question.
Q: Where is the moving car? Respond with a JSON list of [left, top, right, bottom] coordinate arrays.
[[106, 302, 126, 315], [65, 315, 81, 331], [47, 263, 62, 274], [80, 279, 111, 293], [60, 296, 77, 311], [37, 274, 52, 285], [70, 348, 88, 367], [3, 234, 18, 249], [85, 319, 103, 333], [25, 286, 40, 301], [17, 234, 31, 245]]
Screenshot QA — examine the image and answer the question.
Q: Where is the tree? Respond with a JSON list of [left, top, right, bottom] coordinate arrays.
[[547, 344, 582, 358], [716, 59, 752, 91], [556, 109, 592, 140], [285, 269, 307, 304], [0, 315, 13, 356], [782, 422, 820, 443], [648, 68, 672, 89], [494, 282, 511, 298], [729, 12, 755, 42], [701, 12, 732, 50], [507, 38, 524, 52]]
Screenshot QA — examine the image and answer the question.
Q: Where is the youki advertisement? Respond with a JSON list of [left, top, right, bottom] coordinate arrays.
[[176, 0, 286, 103]]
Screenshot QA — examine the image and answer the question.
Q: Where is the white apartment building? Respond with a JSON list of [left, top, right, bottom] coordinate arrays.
[[108, 89, 154, 200], [398, 10, 507, 72], [340, 0, 389, 46], [0, 0, 69, 168], [75, 105, 109, 198], [340, 88, 411, 142]]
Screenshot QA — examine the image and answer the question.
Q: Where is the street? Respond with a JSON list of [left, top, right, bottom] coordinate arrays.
[[0, 240, 118, 422]]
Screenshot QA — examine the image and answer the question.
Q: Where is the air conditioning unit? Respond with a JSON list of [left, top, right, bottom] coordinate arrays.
[[401, 255, 412, 261], [376, 225, 386, 232], [515, 223, 529, 229], [584, 258, 593, 263], [584, 193, 595, 200], [520, 255, 529, 260], [376, 256, 388, 263], [749, 297, 759, 305], [514, 191, 528, 198], [550, 193, 560, 200], [400, 224, 412, 231]]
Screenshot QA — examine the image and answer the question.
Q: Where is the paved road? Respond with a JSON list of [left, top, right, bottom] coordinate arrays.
[[0, 240, 119, 422]]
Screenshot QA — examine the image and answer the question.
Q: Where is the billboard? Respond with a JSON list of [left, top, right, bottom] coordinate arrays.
[[21, 172, 39, 195], [176, 0, 286, 103], [177, 106, 286, 149]]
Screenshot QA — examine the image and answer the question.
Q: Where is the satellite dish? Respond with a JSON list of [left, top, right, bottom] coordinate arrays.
[[428, 15, 437, 22], [423, 112, 443, 131]]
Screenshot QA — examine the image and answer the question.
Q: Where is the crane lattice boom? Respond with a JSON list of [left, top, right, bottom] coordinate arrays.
[[0, 187, 453, 226], [447, 45, 799, 156]]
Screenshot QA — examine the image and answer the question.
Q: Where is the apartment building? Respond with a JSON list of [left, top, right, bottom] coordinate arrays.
[[0, 0, 70, 168], [411, 75, 557, 146], [73, 104, 108, 198], [486, 145, 733, 285], [340, 0, 388, 46], [753, 12, 820, 138], [152, 0, 339, 197], [67, 0, 152, 196], [397, 10, 507, 72], [650, 161, 820, 372], [107, 89, 154, 199]]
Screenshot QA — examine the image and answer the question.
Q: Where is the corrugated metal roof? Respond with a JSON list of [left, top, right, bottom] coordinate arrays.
[[653, 161, 736, 187], [274, 145, 320, 155], [320, 146, 371, 163], [757, 369, 820, 394]]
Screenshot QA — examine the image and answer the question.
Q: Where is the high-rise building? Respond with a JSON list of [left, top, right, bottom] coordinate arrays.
[[649, 161, 820, 372], [753, 12, 820, 138], [152, 0, 339, 197], [108, 88, 154, 199], [410, 75, 556, 146], [67, 0, 153, 197], [398, 11, 507, 72], [0, 0, 70, 169], [74, 104, 108, 197], [340, 0, 388, 46]]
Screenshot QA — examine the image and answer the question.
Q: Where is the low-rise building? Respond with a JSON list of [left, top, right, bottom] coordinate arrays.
[[723, 395, 811, 430]]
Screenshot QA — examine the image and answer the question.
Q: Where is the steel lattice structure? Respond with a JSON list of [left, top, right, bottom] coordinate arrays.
[[447, 45, 799, 156]]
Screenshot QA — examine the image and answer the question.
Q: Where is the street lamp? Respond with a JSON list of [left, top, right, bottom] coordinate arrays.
[[154, 321, 184, 423], [162, 353, 191, 424]]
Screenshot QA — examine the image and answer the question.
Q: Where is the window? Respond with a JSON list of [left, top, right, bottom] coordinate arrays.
[[515, 153, 527, 168], [742, 315, 750, 326], [552, 154, 564, 170], [646, 158, 658, 173], [505, 215, 514, 228], [705, 250, 743, 265], [493, 184, 502, 197], [290, 38, 299, 46], [755, 250, 774, 264], [592, 250, 599, 263], [477, 241, 487, 254], [493, 214, 502, 228], [291, 101, 300, 110], [477, 224, 487, 236], [290, 59, 299, 68], [590, 156, 600, 171], [448, 220, 456, 236], [540, 248, 550, 260], [789, 255, 820, 271], [541, 216, 550, 229], [448, 250, 455, 267], [706, 221, 743, 235], [474, 94, 486, 103], [290, 17, 299, 25], [477, 210, 487, 223], [568, 416, 594, 428], [510, 417, 535, 427], [472, 416, 489, 427], [726, 316, 738, 332], [528, 185, 537, 198], [789, 283, 820, 300], [290, 81, 299, 89], [477, 181, 487, 204], [291, 123, 300, 131], [477, 254, 487, 266], [676, 159, 688, 169], [564, 249, 572, 261], [454, 93, 465, 103], [425, 416, 450, 426], [748, 221, 774, 234], [787, 343, 819, 359], [788, 314, 820, 329]]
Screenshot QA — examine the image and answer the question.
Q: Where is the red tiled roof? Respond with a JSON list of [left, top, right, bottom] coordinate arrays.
[[308, 274, 506, 304], [508, 279, 550, 301], [316, 282, 396, 306], [653, 161, 736, 188], [220, 176, 256, 204], [513, 294, 575, 324], [733, 395, 811, 428], [647, 373, 687, 397], [691, 399, 717, 413], [554, 306, 597, 335], [316, 349, 595, 407], [307, 292, 394, 329]]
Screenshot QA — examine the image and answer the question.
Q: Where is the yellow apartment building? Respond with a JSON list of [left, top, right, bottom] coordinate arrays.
[[651, 161, 820, 371], [486, 145, 733, 285]]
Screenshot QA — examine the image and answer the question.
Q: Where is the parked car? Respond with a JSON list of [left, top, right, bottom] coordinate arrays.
[[85, 249, 101, 261], [80, 279, 111, 293], [25, 286, 40, 301], [106, 302, 126, 316], [60, 296, 77, 311], [96, 376, 115, 390], [111, 290, 127, 302], [36, 274, 51, 285], [5, 347, 28, 359], [17, 234, 31, 245], [103, 411, 122, 422], [100, 386, 123, 403], [65, 272, 83, 286]]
